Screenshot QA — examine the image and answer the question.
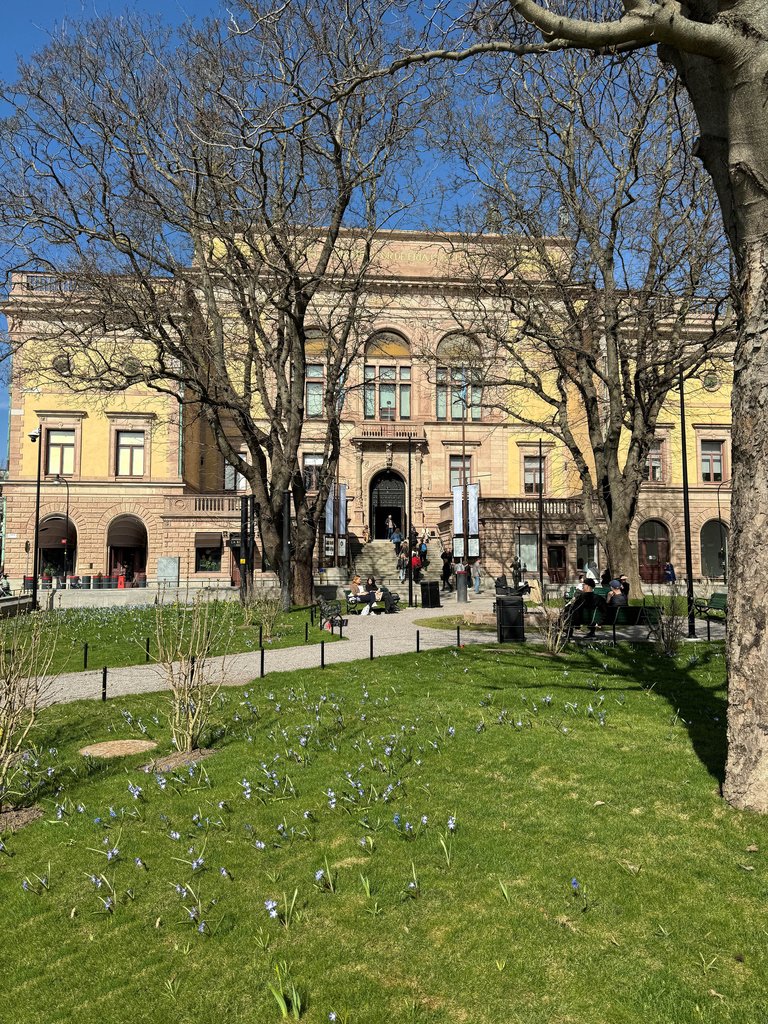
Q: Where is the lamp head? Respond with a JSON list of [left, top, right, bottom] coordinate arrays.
[[29, 428, 40, 443]]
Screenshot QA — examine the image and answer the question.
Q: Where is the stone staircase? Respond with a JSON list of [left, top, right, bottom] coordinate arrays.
[[351, 540, 441, 592]]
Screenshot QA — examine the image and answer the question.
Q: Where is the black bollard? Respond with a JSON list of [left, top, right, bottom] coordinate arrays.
[[457, 626, 461, 648], [259, 625, 263, 648], [84, 642, 88, 670], [260, 647, 265, 679], [370, 634, 374, 661], [305, 622, 309, 643], [101, 666, 107, 702], [321, 639, 325, 669], [416, 629, 420, 653], [145, 637, 150, 663]]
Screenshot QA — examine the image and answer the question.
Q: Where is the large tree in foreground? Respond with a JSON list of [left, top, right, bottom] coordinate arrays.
[[436, 51, 729, 594], [388, 0, 768, 810], [0, 0, 427, 607]]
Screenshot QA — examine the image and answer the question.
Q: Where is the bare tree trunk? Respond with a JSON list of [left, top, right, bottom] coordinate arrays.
[[602, 521, 642, 597], [723, 239, 768, 809]]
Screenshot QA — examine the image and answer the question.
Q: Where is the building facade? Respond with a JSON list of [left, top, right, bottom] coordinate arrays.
[[1, 233, 731, 590]]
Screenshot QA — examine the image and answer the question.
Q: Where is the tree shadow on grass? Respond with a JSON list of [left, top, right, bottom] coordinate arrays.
[[467, 641, 728, 786]]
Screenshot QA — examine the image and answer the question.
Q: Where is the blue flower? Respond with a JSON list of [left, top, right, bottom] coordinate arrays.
[[571, 878, 580, 890]]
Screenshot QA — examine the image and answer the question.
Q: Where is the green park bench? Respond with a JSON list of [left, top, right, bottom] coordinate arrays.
[[694, 592, 727, 640]]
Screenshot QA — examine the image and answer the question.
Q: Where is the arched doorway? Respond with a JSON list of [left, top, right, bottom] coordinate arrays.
[[107, 515, 148, 581], [638, 519, 670, 583], [38, 515, 77, 578], [701, 519, 729, 579], [369, 470, 405, 540]]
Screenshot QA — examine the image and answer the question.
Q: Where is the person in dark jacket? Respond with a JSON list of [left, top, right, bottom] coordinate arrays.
[[663, 562, 676, 584], [564, 578, 605, 639], [607, 580, 629, 608], [441, 551, 454, 592], [618, 574, 630, 598]]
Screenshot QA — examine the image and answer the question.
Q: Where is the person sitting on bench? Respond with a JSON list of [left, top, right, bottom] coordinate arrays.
[[564, 578, 605, 639], [607, 580, 629, 608]]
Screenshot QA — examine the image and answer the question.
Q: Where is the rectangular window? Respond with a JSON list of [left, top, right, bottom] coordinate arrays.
[[399, 384, 411, 419], [306, 363, 324, 378], [364, 365, 375, 418], [306, 381, 324, 418], [644, 441, 663, 482], [451, 368, 466, 420], [436, 367, 447, 420], [46, 429, 75, 475], [518, 533, 538, 574], [116, 430, 145, 476], [524, 455, 544, 494], [224, 462, 247, 491], [701, 440, 723, 482], [195, 546, 222, 572], [449, 455, 471, 489], [303, 453, 323, 492]]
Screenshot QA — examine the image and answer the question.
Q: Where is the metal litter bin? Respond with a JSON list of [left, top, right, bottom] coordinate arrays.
[[420, 580, 441, 609], [496, 595, 525, 642]]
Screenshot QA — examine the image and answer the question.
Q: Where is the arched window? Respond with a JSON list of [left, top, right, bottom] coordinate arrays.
[[363, 331, 411, 421], [435, 334, 483, 421], [700, 520, 728, 579]]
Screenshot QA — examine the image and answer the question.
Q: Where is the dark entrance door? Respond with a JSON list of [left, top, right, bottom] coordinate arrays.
[[547, 544, 567, 583], [638, 519, 670, 583], [369, 470, 406, 540]]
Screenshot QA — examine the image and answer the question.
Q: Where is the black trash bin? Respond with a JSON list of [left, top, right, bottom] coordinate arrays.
[[496, 595, 525, 642], [420, 580, 441, 609]]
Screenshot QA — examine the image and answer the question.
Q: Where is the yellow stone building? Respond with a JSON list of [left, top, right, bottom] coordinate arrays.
[[1, 233, 732, 591]]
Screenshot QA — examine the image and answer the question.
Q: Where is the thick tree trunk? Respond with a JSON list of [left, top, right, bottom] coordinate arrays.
[[602, 520, 642, 597], [723, 239, 768, 809]]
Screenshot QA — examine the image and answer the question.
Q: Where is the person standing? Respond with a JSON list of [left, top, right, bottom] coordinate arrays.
[[441, 550, 454, 592], [385, 514, 395, 540], [663, 561, 676, 584], [471, 559, 482, 594]]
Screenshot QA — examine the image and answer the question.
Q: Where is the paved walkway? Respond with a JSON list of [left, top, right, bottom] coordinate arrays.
[[47, 591, 725, 705]]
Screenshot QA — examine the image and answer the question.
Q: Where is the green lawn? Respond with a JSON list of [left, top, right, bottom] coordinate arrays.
[[8, 603, 330, 675], [5, 641, 765, 1023]]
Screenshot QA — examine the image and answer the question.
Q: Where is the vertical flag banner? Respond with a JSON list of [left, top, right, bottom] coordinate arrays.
[[468, 484, 480, 535], [452, 485, 464, 534], [325, 483, 335, 534], [338, 483, 347, 533]]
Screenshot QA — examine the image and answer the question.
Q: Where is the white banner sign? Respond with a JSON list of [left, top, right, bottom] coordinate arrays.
[[452, 485, 464, 534], [325, 484, 335, 534], [468, 483, 480, 535], [338, 483, 347, 534]]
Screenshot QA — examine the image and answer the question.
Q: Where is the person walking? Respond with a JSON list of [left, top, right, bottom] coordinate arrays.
[[397, 549, 408, 584], [663, 561, 676, 584], [385, 515, 395, 540], [441, 551, 454, 592], [471, 559, 482, 594]]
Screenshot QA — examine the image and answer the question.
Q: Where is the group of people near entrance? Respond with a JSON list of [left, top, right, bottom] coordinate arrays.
[[563, 572, 630, 639]]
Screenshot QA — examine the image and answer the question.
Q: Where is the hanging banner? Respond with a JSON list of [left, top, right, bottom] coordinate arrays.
[[468, 483, 480, 535], [325, 483, 335, 534], [452, 485, 464, 534], [338, 483, 347, 534]]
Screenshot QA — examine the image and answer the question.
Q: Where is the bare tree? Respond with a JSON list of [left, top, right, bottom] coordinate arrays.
[[0, 0, 428, 606], [433, 51, 729, 594]]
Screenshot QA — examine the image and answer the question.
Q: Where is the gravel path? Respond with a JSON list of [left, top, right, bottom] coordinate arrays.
[[46, 592, 725, 705]]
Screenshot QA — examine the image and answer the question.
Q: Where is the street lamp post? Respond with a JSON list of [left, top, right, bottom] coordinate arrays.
[[678, 370, 696, 638], [55, 473, 70, 579], [407, 436, 413, 608], [538, 439, 544, 594], [716, 477, 729, 582], [29, 428, 43, 610]]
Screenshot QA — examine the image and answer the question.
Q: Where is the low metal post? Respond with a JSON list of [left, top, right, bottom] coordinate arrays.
[[83, 643, 88, 670], [260, 647, 265, 679], [259, 625, 263, 648], [416, 629, 420, 653], [101, 666, 107, 702], [145, 637, 150, 663], [370, 634, 374, 661], [339, 619, 343, 639], [457, 626, 461, 648], [304, 622, 309, 643], [321, 639, 325, 669]]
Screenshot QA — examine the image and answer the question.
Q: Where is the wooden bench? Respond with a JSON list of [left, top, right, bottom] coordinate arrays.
[[694, 592, 727, 640], [605, 604, 662, 643]]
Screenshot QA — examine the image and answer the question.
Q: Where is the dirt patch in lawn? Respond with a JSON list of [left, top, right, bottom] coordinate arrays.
[[143, 748, 215, 773], [79, 739, 159, 758], [0, 805, 44, 832]]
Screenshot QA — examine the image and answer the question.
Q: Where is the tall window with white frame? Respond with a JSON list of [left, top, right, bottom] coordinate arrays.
[[116, 431, 145, 477], [363, 331, 411, 421], [449, 454, 472, 489], [46, 428, 75, 475], [302, 453, 324, 492]]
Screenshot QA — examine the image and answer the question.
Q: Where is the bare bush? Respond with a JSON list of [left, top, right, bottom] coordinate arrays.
[[647, 587, 687, 658], [243, 591, 283, 640], [537, 602, 571, 655], [154, 599, 234, 754], [0, 613, 57, 809]]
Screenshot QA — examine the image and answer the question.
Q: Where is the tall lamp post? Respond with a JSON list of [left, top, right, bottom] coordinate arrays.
[[29, 428, 43, 610], [716, 477, 729, 582], [678, 370, 696, 638], [538, 439, 544, 594], [407, 436, 413, 608], [55, 474, 70, 578]]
